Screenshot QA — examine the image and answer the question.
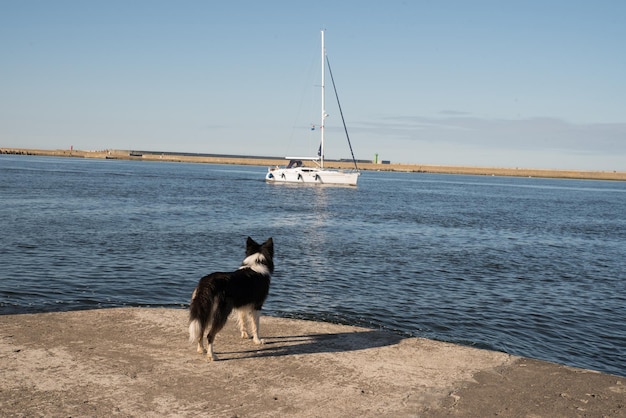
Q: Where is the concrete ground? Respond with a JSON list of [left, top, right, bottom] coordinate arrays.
[[1, 308, 624, 417]]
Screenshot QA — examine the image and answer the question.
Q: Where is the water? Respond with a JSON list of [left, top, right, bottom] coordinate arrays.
[[1, 155, 625, 377]]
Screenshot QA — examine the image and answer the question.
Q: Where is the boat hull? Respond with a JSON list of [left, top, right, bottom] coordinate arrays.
[[266, 167, 359, 186]]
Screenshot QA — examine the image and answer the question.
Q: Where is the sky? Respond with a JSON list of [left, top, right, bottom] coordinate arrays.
[[1, 1, 625, 171]]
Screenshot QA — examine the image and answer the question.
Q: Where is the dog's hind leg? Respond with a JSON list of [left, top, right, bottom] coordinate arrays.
[[206, 302, 232, 361], [249, 310, 264, 345]]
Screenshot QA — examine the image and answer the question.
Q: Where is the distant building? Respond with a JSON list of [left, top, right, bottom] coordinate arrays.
[[373, 153, 390, 164]]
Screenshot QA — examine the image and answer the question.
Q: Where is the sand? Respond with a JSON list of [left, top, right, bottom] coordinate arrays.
[[1, 308, 624, 417]]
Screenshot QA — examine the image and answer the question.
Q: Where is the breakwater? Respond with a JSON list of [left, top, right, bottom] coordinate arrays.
[[2, 147, 625, 181]]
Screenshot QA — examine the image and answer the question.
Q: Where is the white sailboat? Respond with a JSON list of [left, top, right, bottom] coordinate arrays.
[[266, 30, 360, 186]]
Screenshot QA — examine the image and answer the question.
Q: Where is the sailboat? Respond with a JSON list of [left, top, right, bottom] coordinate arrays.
[[265, 30, 360, 186]]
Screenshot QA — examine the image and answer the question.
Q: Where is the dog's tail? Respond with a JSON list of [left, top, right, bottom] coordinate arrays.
[[189, 318, 202, 344], [188, 286, 209, 344]]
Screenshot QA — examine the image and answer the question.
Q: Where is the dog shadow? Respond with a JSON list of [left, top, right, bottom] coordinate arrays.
[[217, 329, 405, 361]]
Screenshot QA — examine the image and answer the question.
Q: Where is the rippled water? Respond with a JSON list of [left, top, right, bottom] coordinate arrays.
[[1, 155, 625, 376]]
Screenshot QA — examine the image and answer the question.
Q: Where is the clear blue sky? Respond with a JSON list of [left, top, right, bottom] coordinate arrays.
[[2, 1, 625, 170]]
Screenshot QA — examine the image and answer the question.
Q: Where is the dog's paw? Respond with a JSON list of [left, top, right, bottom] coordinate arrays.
[[241, 331, 250, 339], [207, 354, 218, 362], [253, 337, 265, 345]]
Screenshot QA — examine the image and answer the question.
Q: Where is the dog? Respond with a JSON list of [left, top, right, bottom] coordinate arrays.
[[189, 237, 274, 361]]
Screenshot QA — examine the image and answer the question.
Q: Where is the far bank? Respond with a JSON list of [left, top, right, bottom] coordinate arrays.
[[3, 147, 625, 181]]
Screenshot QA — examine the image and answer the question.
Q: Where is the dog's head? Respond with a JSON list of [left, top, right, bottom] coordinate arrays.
[[241, 237, 274, 275]]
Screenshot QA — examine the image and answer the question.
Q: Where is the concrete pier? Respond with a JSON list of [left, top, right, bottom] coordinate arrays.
[[1, 308, 624, 417]]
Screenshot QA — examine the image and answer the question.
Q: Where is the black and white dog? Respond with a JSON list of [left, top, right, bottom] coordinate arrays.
[[189, 237, 274, 361]]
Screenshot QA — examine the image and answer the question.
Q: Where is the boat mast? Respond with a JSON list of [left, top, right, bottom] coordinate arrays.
[[320, 29, 326, 169]]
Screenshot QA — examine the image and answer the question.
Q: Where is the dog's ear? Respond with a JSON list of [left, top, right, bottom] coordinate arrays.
[[262, 237, 273, 257], [247, 236, 263, 247], [246, 236, 260, 255]]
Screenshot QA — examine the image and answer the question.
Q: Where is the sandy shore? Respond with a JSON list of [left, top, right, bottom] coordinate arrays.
[[3, 147, 626, 181], [1, 308, 624, 417]]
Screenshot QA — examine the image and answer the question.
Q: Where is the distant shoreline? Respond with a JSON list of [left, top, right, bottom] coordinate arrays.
[[2, 147, 625, 181]]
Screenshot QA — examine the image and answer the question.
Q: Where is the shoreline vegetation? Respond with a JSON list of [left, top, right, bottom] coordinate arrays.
[[3, 147, 625, 181]]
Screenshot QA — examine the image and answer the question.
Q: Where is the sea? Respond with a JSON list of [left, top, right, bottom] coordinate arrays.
[[1, 155, 625, 377]]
